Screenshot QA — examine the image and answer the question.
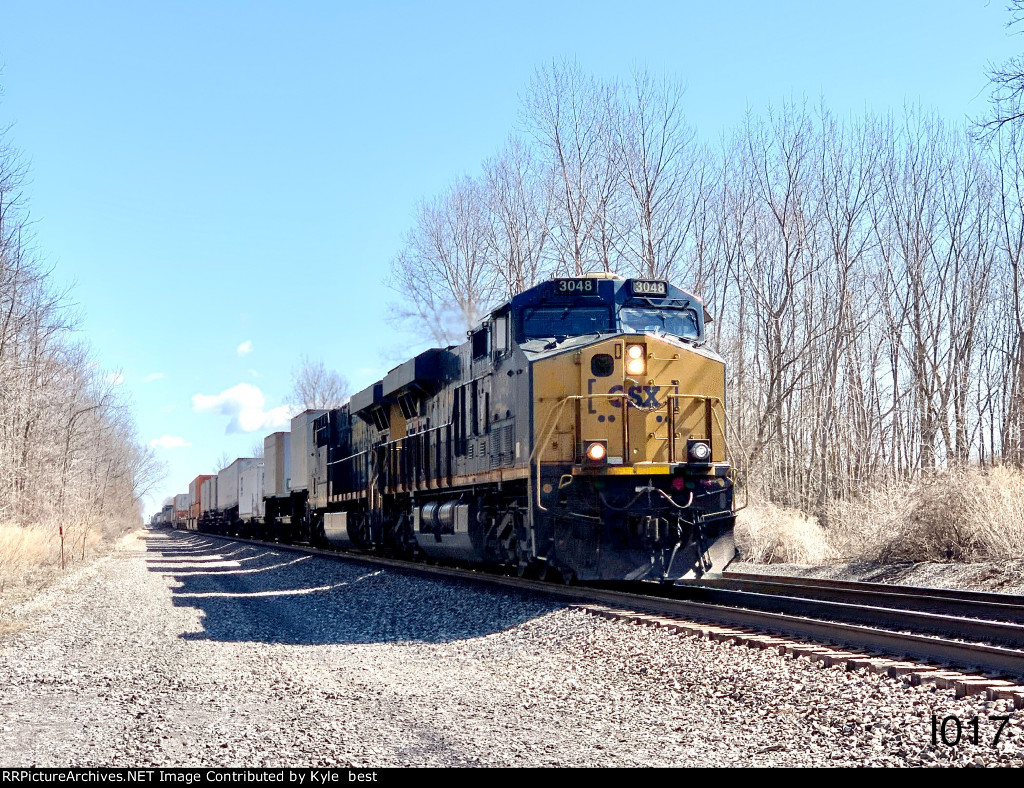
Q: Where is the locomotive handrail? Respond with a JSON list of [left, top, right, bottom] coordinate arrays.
[[378, 422, 457, 491], [710, 402, 750, 513], [530, 395, 584, 511], [532, 391, 699, 510], [664, 393, 748, 512], [329, 448, 369, 466], [662, 393, 749, 513], [323, 449, 371, 500]]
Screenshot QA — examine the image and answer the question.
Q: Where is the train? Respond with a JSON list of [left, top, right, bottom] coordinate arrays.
[[153, 273, 739, 582]]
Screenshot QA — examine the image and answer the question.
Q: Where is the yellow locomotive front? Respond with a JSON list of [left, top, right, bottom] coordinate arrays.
[[520, 275, 737, 581]]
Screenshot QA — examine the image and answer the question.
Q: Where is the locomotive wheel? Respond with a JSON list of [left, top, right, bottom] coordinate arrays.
[[537, 562, 562, 583], [514, 514, 534, 578], [514, 539, 534, 578], [385, 513, 418, 559], [309, 515, 326, 548], [346, 514, 372, 550]]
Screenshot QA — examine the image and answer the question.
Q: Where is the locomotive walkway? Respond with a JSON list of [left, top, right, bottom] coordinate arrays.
[[0, 528, 1022, 766]]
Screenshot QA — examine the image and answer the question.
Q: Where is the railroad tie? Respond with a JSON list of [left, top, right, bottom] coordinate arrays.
[[882, 661, 923, 678], [954, 678, 1018, 699], [985, 685, 1024, 709], [914, 671, 973, 690], [808, 650, 861, 668]]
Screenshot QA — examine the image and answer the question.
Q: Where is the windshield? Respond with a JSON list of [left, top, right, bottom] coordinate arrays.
[[618, 306, 700, 340], [521, 306, 613, 338]]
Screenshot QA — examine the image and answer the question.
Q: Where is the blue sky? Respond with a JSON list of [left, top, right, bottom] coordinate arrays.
[[0, 1, 1018, 515]]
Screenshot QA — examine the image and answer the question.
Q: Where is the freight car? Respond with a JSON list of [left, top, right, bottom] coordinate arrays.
[[198, 458, 262, 535], [149, 503, 174, 528], [193, 274, 738, 581], [172, 494, 190, 530], [187, 474, 214, 532]]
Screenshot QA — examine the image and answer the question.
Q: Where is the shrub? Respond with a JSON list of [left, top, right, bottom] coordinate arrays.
[[735, 500, 835, 564]]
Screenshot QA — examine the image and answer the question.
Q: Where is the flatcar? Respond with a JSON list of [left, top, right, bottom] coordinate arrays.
[[194, 273, 738, 582]]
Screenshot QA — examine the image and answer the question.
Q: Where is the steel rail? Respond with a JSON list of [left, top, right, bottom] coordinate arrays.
[[662, 584, 1024, 648], [688, 574, 1024, 625], [723, 570, 1024, 607], [155, 529, 1024, 678]]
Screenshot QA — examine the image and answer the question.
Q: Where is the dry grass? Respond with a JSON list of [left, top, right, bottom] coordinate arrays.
[[864, 466, 1024, 563], [0, 515, 136, 612], [740, 466, 1024, 565], [826, 484, 913, 561], [0, 523, 58, 593], [735, 500, 836, 564]]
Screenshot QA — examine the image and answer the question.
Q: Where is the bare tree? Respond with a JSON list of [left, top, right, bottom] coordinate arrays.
[[613, 71, 700, 280], [387, 176, 498, 345], [523, 59, 621, 275], [289, 355, 350, 410], [482, 138, 553, 298], [979, 1, 1024, 137], [991, 118, 1024, 465]]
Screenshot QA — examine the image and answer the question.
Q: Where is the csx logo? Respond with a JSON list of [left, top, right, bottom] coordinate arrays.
[[612, 384, 662, 408], [587, 379, 661, 410]]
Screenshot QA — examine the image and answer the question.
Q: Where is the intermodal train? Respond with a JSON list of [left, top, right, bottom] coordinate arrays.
[[153, 274, 739, 581]]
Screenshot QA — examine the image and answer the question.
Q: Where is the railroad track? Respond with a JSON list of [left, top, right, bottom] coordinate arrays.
[[159, 529, 1024, 702], [718, 570, 1024, 622], [662, 576, 1024, 647]]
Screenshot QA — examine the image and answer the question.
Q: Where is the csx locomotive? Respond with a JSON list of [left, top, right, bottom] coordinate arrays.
[[162, 274, 738, 581]]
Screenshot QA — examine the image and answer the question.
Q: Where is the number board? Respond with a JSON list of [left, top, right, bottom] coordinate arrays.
[[553, 278, 600, 296], [629, 279, 668, 297]]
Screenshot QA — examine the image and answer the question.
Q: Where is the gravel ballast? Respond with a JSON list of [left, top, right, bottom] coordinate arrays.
[[0, 529, 1022, 767]]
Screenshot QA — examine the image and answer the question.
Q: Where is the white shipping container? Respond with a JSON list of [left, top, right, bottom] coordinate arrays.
[[188, 479, 199, 510], [217, 457, 261, 510], [264, 431, 291, 498], [239, 463, 265, 520], [288, 410, 325, 493], [201, 476, 219, 514]]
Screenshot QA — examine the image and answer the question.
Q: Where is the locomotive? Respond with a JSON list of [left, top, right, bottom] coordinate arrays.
[[167, 274, 738, 582]]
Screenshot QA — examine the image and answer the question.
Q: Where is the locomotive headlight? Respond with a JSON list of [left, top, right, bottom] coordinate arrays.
[[585, 440, 608, 464], [625, 344, 646, 375], [688, 440, 711, 463]]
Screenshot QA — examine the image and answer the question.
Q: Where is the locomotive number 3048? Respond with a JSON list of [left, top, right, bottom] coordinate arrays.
[[555, 278, 596, 294]]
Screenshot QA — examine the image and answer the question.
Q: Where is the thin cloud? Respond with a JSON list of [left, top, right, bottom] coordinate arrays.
[[150, 435, 192, 449], [191, 382, 293, 434], [237, 340, 254, 357], [144, 372, 166, 382]]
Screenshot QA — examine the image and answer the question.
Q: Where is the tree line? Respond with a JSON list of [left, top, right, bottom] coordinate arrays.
[[0, 112, 159, 537], [388, 60, 1024, 520]]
